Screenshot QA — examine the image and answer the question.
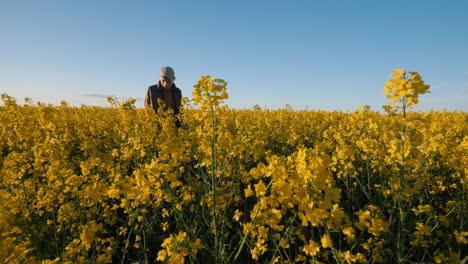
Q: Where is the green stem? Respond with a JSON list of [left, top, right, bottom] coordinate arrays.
[[397, 105, 408, 263], [402, 97, 407, 118], [210, 103, 220, 262]]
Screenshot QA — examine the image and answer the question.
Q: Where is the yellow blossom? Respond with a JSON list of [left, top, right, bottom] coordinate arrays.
[[321, 234, 333, 248]]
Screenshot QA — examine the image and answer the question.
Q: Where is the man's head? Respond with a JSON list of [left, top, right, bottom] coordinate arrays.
[[160, 66, 176, 89]]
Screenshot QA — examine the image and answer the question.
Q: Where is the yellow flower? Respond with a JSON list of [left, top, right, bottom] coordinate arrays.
[[368, 218, 388, 236], [233, 209, 243, 221], [162, 208, 170, 218], [302, 240, 320, 256], [454, 230, 468, 244], [79, 221, 102, 249], [244, 184, 254, 197], [254, 181, 267, 196], [321, 234, 333, 248], [190, 238, 203, 251], [175, 231, 187, 242], [412, 204, 432, 215], [161, 222, 169, 231], [414, 222, 431, 237], [342, 226, 356, 242]]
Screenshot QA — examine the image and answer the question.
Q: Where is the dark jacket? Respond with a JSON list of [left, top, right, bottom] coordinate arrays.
[[144, 82, 182, 114]]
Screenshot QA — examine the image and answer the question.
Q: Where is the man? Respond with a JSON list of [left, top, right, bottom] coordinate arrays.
[[145, 66, 182, 117]]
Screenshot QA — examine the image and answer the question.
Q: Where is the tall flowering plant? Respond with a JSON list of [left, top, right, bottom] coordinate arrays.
[[192, 75, 228, 111], [192, 75, 231, 262], [382, 69, 430, 116]]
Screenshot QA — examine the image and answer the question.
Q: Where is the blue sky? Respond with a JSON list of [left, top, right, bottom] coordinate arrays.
[[1, 0, 467, 111]]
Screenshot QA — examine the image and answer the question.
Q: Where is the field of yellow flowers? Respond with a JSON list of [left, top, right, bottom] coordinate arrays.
[[0, 73, 467, 263]]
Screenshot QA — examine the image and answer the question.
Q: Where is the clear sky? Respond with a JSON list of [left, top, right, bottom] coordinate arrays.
[[1, 0, 467, 111]]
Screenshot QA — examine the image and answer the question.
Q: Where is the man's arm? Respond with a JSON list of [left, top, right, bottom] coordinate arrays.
[[144, 87, 151, 108], [176, 88, 182, 105]]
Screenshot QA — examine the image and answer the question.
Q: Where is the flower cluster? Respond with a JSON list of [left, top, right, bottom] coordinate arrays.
[[192, 75, 228, 110], [382, 69, 430, 114]]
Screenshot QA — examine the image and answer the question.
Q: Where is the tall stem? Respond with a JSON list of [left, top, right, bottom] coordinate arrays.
[[397, 98, 407, 263], [402, 97, 407, 118], [210, 103, 220, 262]]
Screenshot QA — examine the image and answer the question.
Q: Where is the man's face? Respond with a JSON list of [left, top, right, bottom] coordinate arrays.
[[160, 76, 175, 89]]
